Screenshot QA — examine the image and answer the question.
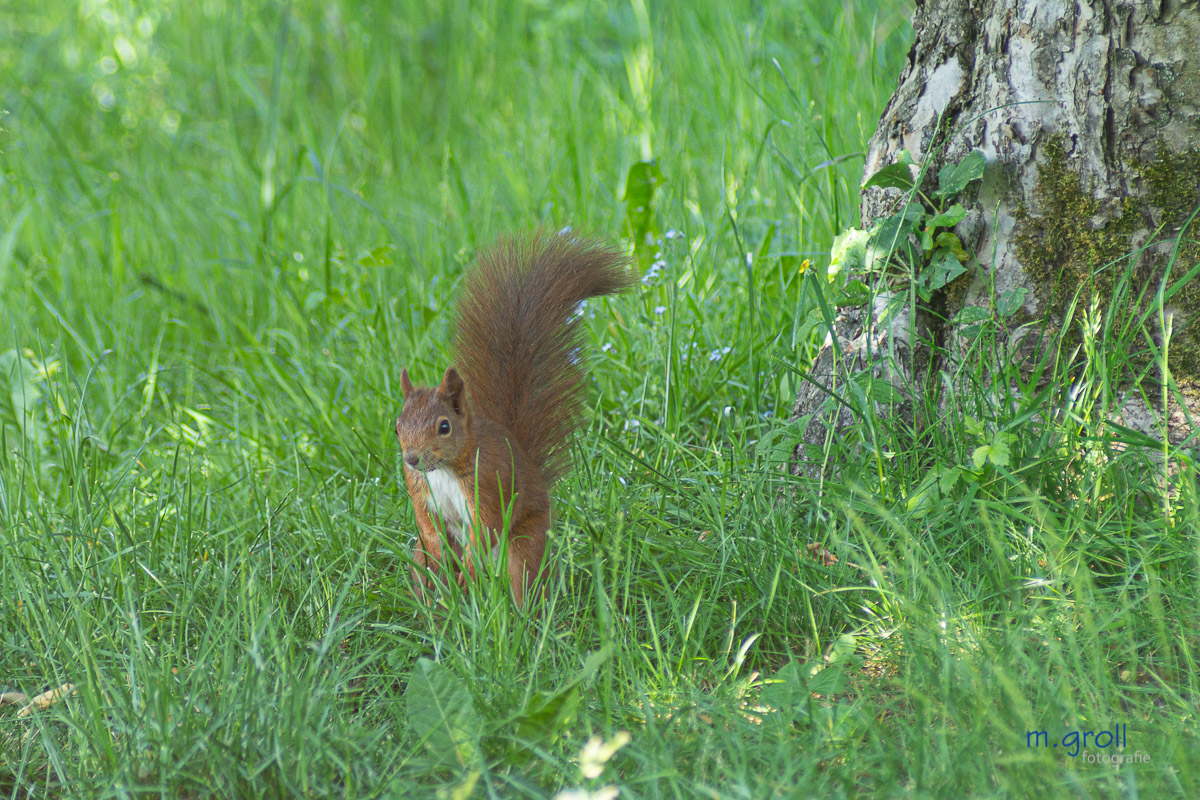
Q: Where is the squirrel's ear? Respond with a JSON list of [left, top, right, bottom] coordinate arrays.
[[439, 367, 465, 414], [400, 368, 415, 398]]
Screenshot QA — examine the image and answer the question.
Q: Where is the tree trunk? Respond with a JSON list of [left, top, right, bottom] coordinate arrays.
[[790, 0, 1200, 479]]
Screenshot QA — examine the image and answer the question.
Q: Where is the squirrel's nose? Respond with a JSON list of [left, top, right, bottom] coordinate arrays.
[[404, 453, 420, 469]]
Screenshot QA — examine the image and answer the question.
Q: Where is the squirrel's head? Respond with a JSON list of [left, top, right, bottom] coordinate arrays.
[[396, 367, 470, 472]]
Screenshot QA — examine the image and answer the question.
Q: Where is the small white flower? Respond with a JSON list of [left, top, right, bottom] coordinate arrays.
[[654, 306, 666, 315], [553, 788, 619, 800], [578, 732, 632, 779], [665, 229, 683, 240], [601, 342, 614, 353]]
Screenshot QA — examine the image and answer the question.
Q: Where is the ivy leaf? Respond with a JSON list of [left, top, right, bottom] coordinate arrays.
[[996, 287, 1028, 318], [926, 203, 967, 231], [868, 203, 923, 270], [935, 150, 986, 199], [952, 306, 991, 327], [952, 305, 993, 340], [862, 162, 917, 192], [920, 228, 935, 253], [935, 232, 969, 262], [835, 279, 871, 308], [869, 204, 923, 252], [925, 249, 967, 291]]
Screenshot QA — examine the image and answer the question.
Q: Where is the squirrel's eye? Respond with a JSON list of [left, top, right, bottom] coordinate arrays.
[[437, 419, 451, 436]]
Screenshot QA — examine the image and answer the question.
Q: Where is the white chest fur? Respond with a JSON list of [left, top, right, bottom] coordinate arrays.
[[423, 468, 471, 545]]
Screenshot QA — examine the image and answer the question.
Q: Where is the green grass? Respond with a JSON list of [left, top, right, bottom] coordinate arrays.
[[2, 1, 1198, 797]]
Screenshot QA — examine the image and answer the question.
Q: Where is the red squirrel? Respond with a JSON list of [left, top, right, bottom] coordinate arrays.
[[396, 233, 634, 607]]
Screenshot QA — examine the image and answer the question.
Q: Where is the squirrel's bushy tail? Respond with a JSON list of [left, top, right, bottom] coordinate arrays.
[[452, 232, 634, 485]]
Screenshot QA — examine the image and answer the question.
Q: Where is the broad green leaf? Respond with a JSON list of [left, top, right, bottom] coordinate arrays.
[[935, 232, 969, 262], [953, 305, 993, 340], [791, 304, 827, 350], [807, 664, 847, 696], [972, 434, 1012, 469], [829, 228, 869, 276], [988, 433, 1013, 467], [862, 162, 917, 192], [963, 416, 985, 438], [952, 306, 991, 327], [935, 151, 986, 199], [925, 249, 967, 291], [905, 472, 941, 517], [506, 646, 611, 757], [405, 658, 481, 768], [996, 287, 1028, 318], [0, 349, 44, 448], [834, 279, 871, 308], [761, 661, 812, 711], [511, 686, 581, 748], [868, 204, 923, 256], [357, 243, 395, 268], [926, 203, 967, 231], [828, 633, 860, 666], [622, 160, 665, 257], [938, 465, 963, 494]]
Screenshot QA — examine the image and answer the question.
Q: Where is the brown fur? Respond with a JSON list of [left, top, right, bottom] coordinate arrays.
[[396, 233, 633, 607]]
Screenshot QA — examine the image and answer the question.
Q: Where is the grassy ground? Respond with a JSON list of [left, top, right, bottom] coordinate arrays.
[[2, 1, 1198, 797]]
